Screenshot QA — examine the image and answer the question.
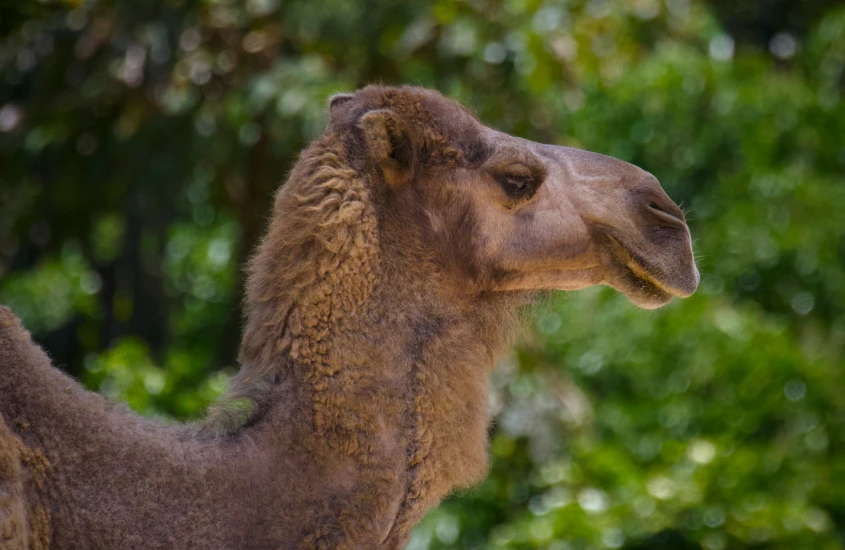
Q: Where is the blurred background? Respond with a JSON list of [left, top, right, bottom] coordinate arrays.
[[1, 0, 844, 548]]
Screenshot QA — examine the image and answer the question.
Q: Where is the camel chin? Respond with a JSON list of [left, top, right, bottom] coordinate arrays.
[[610, 272, 680, 310]]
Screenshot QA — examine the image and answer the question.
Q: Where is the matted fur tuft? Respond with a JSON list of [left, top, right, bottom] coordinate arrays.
[[203, 135, 381, 436]]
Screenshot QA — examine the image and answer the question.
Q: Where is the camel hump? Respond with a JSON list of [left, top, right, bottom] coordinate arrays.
[[0, 416, 28, 550], [0, 306, 38, 385], [0, 306, 29, 342]]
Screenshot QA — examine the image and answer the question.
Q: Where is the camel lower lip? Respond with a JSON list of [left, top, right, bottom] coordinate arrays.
[[618, 262, 674, 308], [604, 234, 691, 308], [624, 257, 685, 299]]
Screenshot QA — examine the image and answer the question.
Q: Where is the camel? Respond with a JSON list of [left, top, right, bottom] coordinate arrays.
[[0, 85, 698, 549]]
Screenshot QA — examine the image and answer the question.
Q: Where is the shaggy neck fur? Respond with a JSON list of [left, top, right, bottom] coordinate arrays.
[[0, 117, 525, 550]]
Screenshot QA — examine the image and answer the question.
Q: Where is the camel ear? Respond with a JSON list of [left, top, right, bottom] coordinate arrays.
[[358, 109, 412, 188], [328, 93, 354, 115]]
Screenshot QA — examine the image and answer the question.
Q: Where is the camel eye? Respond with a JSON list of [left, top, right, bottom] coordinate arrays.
[[506, 176, 531, 192], [498, 170, 536, 198], [488, 159, 544, 201]]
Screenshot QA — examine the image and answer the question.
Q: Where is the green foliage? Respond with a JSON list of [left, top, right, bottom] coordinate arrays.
[[0, 243, 100, 334], [2, 0, 844, 548]]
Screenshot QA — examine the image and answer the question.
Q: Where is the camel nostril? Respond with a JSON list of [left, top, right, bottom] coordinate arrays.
[[647, 201, 687, 229]]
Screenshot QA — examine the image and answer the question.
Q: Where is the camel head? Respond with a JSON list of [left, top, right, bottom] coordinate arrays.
[[328, 86, 699, 309]]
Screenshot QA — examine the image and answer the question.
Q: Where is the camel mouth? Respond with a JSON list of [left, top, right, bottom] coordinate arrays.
[[604, 234, 699, 309]]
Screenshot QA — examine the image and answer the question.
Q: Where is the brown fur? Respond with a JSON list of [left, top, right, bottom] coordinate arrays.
[[0, 86, 697, 548]]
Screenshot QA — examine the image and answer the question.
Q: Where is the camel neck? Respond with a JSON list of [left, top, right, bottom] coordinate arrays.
[[233, 273, 523, 545]]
